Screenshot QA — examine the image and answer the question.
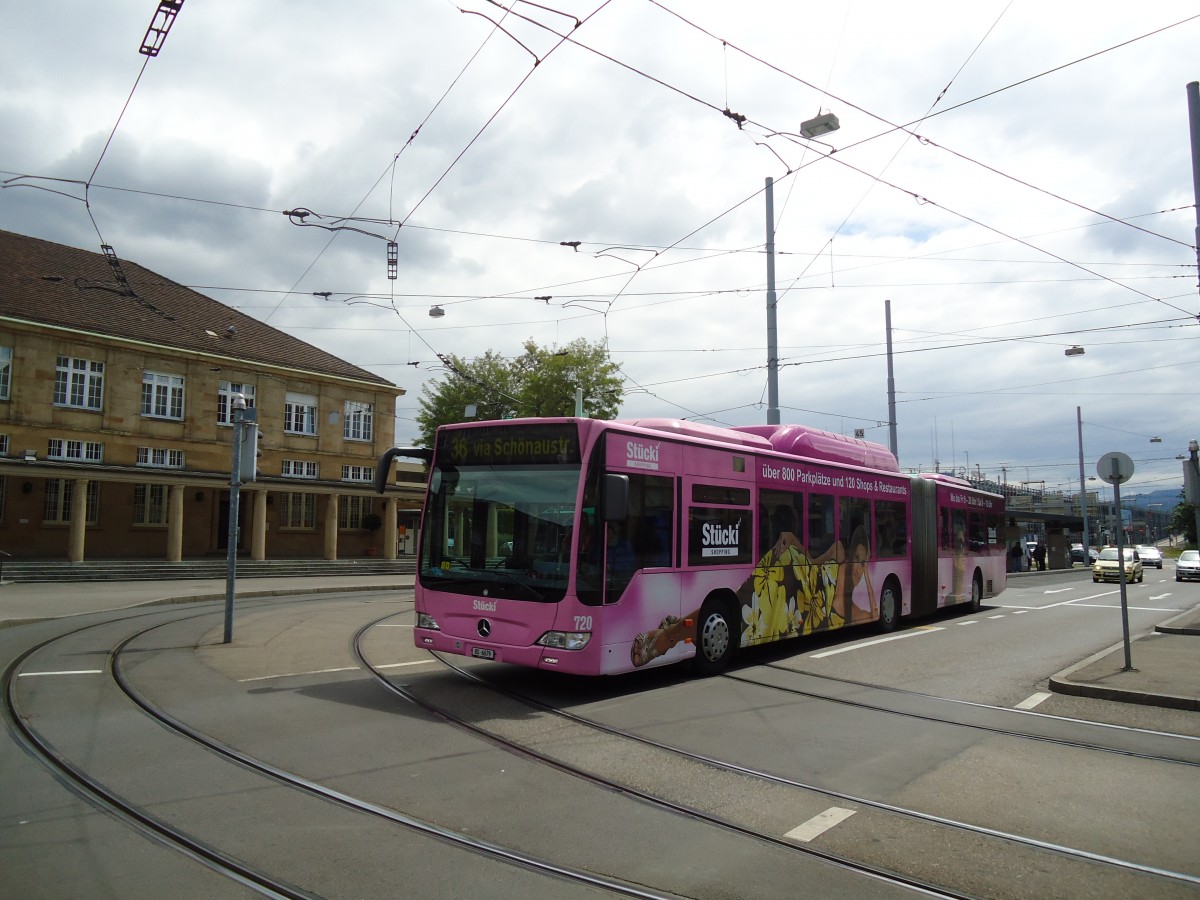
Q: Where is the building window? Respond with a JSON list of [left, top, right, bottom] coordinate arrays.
[[341, 465, 373, 482], [54, 356, 104, 410], [136, 447, 185, 468], [0, 434, 8, 456], [284, 392, 318, 435], [217, 381, 256, 425], [43, 479, 101, 524], [47, 439, 104, 462], [280, 493, 316, 529], [338, 495, 373, 529], [281, 459, 319, 479], [133, 484, 168, 526], [141, 371, 185, 420], [0, 346, 11, 400], [344, 401, 373, 442]]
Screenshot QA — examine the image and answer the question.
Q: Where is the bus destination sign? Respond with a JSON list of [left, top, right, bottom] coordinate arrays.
[[437, 423, 581, 466]]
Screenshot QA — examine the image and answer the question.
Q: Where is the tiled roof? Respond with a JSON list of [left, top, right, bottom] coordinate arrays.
[[0, 229, 396, 388]]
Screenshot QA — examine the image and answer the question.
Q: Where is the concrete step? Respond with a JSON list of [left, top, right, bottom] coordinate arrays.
[[0, 558, 416, 583]]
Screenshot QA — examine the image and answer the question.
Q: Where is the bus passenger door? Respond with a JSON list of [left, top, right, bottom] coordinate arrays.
[[603, 472, 681, 668]]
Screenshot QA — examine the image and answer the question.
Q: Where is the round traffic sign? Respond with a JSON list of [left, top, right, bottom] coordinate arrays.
[[1097, 451, 1135, 484]]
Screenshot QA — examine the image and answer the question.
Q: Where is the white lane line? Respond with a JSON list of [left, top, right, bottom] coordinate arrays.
[[785, 807, 856, 842], [1044, 588, 1075, 594], [811, 627, 942, 658], [1067, 603, 1180, 613], [1012, 610, 1029, 615], [957, 620, 978, 625], [987, 615, 1005, 620], [239, 666, 359, 683], [375, 660, 437, 669], [17, 670, 103, 677], [1015, 691, 1053, 710], [238, 658, 437, 682]]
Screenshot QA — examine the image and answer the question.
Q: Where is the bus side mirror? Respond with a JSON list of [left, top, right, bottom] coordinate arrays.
[[603, 474, 629, 522]]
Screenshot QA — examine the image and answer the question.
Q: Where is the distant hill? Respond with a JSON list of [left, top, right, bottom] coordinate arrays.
[[1124, 488, 1183, 510]]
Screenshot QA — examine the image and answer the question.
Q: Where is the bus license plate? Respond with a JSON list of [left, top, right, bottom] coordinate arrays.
[[472, 647, 495, 660]]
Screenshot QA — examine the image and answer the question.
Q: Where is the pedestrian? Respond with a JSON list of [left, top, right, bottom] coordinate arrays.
[[1010, 542, 1022, 573], [1033, 541, 1046, 571]]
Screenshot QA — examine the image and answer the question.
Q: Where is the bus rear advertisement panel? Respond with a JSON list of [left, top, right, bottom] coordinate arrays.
[[398, 418, 1006, 677]]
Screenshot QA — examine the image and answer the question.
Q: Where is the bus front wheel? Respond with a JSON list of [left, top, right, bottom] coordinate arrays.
[[877, 579, 901, 633], [693, 599, 736, 675]]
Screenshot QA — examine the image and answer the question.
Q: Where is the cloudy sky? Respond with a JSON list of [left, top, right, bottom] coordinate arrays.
[[2, 1, 1197, 499]]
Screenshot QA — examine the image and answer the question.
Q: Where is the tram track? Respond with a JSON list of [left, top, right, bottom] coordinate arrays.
[[352, 620, 969, 900], [3, 604, 684, 899], [363, 633, 1200, 899]]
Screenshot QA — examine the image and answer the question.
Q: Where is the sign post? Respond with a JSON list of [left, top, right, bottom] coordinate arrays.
[[1097, 451, 1135, 670]]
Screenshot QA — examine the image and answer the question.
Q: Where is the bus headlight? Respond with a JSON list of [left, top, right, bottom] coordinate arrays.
[[416, 612, 441, 631], [536, 631, 591, 651]]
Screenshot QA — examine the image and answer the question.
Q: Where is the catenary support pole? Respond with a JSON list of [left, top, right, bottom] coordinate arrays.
[[886, 300, 898, 459], [765, 177, 780, 426]]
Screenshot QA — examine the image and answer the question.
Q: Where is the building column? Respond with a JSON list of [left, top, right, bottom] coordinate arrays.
[[383, 496, 398, 560], [324, 493, 339, 561], [167, 484, 185, 561], [68, 477, 88, 562], [251, 490, 267, 561]]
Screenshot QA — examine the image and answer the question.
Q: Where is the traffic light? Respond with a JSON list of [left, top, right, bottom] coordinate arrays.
[[239, 423, 263, 483]]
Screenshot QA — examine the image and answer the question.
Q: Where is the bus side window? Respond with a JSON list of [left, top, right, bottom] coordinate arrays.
[[808, 493, 836, 558], [875, 499, 907, 558]]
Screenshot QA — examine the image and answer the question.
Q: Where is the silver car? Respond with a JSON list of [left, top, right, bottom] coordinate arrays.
[[1176, 549, 1200, 582], [1136, 545, 1163, 569]]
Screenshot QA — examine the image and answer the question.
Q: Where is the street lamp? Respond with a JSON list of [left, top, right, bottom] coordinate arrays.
[[766, 111, 840, 426]]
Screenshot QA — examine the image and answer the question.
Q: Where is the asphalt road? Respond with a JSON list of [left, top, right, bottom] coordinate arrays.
[[2, 571, 1198, 898]]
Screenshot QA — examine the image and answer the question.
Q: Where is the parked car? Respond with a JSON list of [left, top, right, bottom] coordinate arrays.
[[1069, 544, 1099, 565], [1176, 549, 1200, 582], [1135, 545, 1163, 569], [1092, 547, 1143, 583]]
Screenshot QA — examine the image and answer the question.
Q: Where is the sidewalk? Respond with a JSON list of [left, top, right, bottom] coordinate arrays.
[[1048, 602, 1200, 711], [0, 573, 413, 627]]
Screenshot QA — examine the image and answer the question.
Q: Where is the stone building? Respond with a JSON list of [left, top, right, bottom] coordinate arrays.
[[0, 229, 423, 561]]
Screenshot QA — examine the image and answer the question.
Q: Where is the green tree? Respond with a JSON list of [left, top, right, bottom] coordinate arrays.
[[1172, 490, 1197, 547], [415, 339, 624, 448]]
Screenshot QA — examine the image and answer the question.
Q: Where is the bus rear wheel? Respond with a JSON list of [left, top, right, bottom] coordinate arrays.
[[877, 579, 901, 633], [968, 572, 983, 612], [693, 600, 736, 675]]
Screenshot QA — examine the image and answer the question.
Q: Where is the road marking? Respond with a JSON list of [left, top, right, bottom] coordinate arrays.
[[1044, 588, 1075, 594], [1012, 609, 1029, 615], [238, 659, 437, 682], [987, 614, 1005, 620], [1015, 691, 1053, 710], [785, 807, 856, 842], [1148, 593, 1172, 601], [376, 660, 437, 669], [17, 670, 103, 677], [239, 666, 359, 682], [1065, 603, 1180, 613], [811, 627, 942, 658], [957, 620, 978, 625]]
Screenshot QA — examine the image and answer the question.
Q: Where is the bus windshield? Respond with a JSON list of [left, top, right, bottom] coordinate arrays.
[[419, 462, 581, 603]]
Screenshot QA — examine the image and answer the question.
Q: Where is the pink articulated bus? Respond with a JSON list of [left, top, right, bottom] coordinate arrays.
[[376, 417, 1007, 676]]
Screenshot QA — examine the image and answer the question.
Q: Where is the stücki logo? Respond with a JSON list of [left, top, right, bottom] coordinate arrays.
[[626, 440, 661, 470], [473, 599, 498, 612], [702, 519, 740, 557]]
